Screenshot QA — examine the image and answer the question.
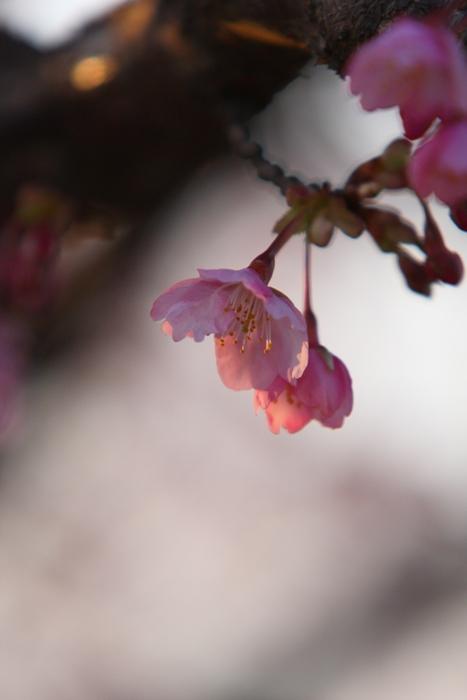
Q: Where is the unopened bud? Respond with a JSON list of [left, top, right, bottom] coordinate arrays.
[[398, 255, 432, 296], [426, 250, 464, 285]]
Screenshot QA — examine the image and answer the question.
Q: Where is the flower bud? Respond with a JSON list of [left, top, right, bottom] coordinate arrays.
[[398, 255, 432, 296], [425, 250, 464, 285]]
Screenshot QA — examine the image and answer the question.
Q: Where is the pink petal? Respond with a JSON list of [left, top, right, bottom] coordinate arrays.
[[151, 278, 221, 342], [347, 19, 467, 138], [296, 348, 353, 428], [151, 277, 206, 319], [213, 277, 307, 390], [268, 318, 308, 383], [198, 267, 271, 300], [215, 317, 307, 391], [265, 289, 308, 330], [215, 334, 287, 391], [260, 386, 316, 435], [408, 121, 467, 205], [400, 104, 439, 142], [153, 266, 309, 394], [254, 377, 288, 412]]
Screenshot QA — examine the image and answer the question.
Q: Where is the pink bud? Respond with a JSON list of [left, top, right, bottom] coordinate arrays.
[[254, 346, 353, 433]]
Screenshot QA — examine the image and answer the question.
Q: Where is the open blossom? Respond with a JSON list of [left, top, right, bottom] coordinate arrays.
[[408, 121, 467, 206], [254, 345, 353, 434], [151, 267, 308, 390], [347, 19, 467, 139]]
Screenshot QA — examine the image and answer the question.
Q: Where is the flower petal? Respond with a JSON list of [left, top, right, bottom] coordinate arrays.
[[296, 348, 353, 428], [151, 278, 221, 342], [255, 346, 353, 433], [256, 384, 317, 434], [215, 334, 284, 390], [347, 18, 467, 138], [408, 121, 467, 205], [199, 267, 272, 300]]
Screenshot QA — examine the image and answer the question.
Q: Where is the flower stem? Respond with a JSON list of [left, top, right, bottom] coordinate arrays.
[[418, 197, 444, 253], [265, 214, 303, 257], [249, 215, 303, 282], [304, 239, 319, 345]]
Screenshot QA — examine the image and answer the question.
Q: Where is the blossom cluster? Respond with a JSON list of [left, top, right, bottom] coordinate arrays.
[[347, 17, 467, 227], [2, 9, 466, 441], [151, 259, 353, 435], [0, 187, 66, 436], [151, 10, 467, 436]]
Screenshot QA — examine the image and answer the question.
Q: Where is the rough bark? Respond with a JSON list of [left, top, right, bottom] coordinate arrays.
[[310, 0, 452, 69]]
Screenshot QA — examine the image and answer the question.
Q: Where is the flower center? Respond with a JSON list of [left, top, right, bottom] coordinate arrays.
[[219, 285, 272, 353]]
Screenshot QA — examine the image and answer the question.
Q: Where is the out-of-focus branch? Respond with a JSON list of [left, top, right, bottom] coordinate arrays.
[[0, 0, 314, 220], [0, 0, 462, 221]]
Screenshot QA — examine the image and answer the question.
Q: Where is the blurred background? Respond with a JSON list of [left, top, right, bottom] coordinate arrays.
[[1, 2, 467, 699]]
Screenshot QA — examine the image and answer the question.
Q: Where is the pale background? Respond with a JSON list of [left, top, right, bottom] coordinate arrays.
[[0, 3, 466, 699]]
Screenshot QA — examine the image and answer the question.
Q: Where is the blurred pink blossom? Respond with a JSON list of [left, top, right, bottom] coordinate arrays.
[[0, 320, 24, 434], [254, 346, 353, 434], [151, 267, 308, 391], [408, 121, 467, 205], [0, 224, 58, 311], [347, 18, 467, 139]]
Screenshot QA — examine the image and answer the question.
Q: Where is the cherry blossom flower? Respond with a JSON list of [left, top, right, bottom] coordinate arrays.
[[408, 120, 467, 205], [151, 267, 308, 391], [347, 18, 467, 139], [254, 345, 353, 434]]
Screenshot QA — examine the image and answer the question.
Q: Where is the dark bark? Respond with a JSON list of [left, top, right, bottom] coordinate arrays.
[[311, 0, 452, 70]]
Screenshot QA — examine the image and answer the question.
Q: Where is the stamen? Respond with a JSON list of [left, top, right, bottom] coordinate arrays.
[[220, 286, 271, 352]]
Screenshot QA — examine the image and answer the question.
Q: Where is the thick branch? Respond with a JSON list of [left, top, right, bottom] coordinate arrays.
[[311, 0, 453, 70]]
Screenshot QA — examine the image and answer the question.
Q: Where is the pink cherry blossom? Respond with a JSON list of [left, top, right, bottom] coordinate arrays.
[[254, 345, 353, 434], [347, 19, 467, 139], [0, 320, 23, 434], [151, 267, 308, 391], [408, 121, 467, 205]]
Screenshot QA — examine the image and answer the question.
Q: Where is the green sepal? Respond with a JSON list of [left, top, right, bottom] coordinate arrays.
[[273, 206, 307, 236]]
